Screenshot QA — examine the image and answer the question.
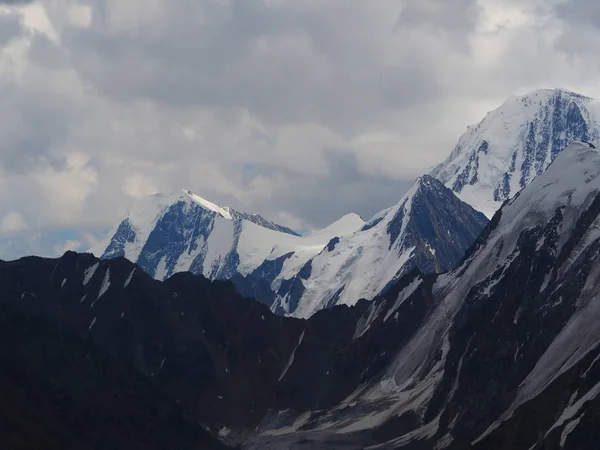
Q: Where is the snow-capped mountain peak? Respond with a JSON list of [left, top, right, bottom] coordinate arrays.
[[272, 174, 488, 318], [91, 191, 366, 300], [431, 88, 600, 217]]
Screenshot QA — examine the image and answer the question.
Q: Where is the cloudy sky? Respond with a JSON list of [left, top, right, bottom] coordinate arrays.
[[0, 0, 599, 258]]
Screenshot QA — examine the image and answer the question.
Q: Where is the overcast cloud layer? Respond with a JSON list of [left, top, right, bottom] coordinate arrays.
[[0, 0, 599, 258]]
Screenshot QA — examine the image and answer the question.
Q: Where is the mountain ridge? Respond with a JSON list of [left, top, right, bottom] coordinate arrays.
[[272, 174, 488, 317], [90, 189, 365, 292]]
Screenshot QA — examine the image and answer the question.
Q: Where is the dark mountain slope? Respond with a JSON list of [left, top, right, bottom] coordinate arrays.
[[0, 250, 441, 442], [0, 302, 229, 450]]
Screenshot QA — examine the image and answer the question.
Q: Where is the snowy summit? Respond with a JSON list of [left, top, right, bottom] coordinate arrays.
[[431, 89, 600, 217], [90, 190, 365, 294]]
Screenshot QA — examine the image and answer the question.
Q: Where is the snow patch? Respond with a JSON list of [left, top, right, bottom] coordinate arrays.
[[83, 262, 99, 286], [124, 268, 135, 287], [261, 411, 313, 437], [583, 349, 600, 378], [560, 416, 582, 448], [354, 300, 387, 340], [544, 379, 600, 441], [383, 277, 422, 322], [154, 256, 169, 281], [278, 330, 305, 382], [218, 427, 231, 438], [183, 189, 232, 219], [96, 268, 111, 300]]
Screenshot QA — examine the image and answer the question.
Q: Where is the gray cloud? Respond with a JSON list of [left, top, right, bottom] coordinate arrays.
[[0, 73, 74, 172], [555, 0, 600, 27], [553, 0, 600, 61], [0, 10, 25, 45], [58, 1, 446, 136], [395, 0, 480, 48], [0, 0, 599, 256], [223, 149, 414, 228]]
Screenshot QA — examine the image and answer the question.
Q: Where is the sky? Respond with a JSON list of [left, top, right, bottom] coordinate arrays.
[[0, 0, 599, 259]]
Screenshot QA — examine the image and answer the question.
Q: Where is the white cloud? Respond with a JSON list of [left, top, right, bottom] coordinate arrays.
[[31, 152, 98, 223], [67, 4, 92, 28], [123, 173, 159, 198], [54, 239, 83, 255], [0, 211, 27, 233]]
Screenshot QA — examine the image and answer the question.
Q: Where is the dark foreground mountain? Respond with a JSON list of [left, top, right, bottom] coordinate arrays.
[[2, 141, 600, 449], [0, 302, 229, 450]]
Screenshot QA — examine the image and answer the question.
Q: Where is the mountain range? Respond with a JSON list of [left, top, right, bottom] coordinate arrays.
[[92, 88, 599, 318], [3, 88, 600, 449], [3, 140, 600, 449], [92, 177, 487, 318]]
